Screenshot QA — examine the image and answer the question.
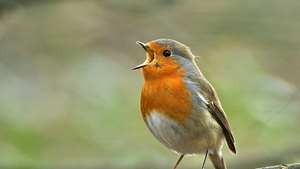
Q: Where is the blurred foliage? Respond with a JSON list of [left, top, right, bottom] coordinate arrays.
[[0, 0, 300, 168]]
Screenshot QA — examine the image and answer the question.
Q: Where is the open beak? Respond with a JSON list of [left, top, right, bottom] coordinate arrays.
[[132, 41, 153, 70]]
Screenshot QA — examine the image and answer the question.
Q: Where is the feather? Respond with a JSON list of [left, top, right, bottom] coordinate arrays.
[[197, 78, 237, 154]]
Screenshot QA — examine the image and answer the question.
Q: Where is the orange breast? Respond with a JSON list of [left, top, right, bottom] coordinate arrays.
[[141, 70, 192, 123]]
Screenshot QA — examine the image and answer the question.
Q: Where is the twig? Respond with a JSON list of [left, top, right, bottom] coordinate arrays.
[[256, 163, 300, 169]]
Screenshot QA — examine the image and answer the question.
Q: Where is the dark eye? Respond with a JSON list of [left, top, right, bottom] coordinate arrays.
[[163, 50, 171, 57]]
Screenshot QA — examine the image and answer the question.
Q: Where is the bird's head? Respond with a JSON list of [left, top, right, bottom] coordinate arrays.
[[133, 39, 196, 80]]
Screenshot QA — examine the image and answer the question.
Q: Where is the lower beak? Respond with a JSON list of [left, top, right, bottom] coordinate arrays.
[[133, 41, 152, 70], [132, 62, 148, 70]]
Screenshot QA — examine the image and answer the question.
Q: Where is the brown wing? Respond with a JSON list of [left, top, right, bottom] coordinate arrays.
[[198, 78, 237, 154]]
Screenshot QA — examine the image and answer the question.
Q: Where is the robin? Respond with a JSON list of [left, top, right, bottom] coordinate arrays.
[[133, 39, 236, 169]]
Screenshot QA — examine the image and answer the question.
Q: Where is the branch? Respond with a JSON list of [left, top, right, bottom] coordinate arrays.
[[256, 163, 300, 169]]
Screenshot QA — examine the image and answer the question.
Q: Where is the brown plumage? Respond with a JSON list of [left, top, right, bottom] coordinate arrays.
[[134, 39, 236, 169]]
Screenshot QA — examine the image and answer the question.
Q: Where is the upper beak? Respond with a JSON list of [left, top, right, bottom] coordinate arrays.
[[132, 41, 151, 70], [136, 41, 149, 51]]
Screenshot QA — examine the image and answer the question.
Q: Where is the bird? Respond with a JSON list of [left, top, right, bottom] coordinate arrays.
[[133, 39, 236, 169]]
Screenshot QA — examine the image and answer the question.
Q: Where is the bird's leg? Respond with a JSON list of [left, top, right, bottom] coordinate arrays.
[[201, 150, 209, 169], [173, 154, 185, 169]]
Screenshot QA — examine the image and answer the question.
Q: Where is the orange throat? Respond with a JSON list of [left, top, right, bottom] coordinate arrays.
[[140, 68, 192, 123]]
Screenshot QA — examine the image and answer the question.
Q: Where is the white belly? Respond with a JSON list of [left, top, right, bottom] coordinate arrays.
[[145, 111, 223, 154]]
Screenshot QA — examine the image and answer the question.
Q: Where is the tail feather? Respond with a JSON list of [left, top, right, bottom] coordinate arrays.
[[209, 150, 227, 169]]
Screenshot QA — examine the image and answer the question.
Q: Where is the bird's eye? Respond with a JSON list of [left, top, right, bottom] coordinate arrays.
[[163, 50, 171, 57]]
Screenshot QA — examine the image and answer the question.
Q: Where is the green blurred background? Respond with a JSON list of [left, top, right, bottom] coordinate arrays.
[[0, 0, 300, 168]]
